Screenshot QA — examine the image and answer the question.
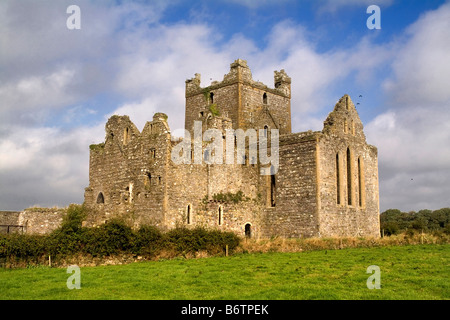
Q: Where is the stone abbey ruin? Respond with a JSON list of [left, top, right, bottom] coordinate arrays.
[[1, 59, 380, 238]]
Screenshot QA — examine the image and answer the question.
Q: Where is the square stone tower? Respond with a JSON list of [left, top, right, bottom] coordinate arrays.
[[185, 59, 292, 135]]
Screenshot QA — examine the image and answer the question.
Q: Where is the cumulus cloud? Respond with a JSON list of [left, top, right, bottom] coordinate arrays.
[[366, 3, 450, 211], [0, 0, 393, 210], [0, 123, 104, 210], [1, 0, 448, 214], [316, 0, 394, 13], [382, 3, 450, 105]]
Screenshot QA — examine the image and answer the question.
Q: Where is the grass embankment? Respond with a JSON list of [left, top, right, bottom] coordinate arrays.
[[1, 244, 448, 300]]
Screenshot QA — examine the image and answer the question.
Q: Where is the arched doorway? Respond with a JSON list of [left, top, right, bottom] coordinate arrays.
[[244, 223, 251, 238]]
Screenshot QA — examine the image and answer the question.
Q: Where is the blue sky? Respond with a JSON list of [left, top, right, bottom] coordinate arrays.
[[1, 0, 450, 212]]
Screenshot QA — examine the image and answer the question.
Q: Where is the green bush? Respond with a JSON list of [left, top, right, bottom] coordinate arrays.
[[0, 220, 241, 266], [84, 219, 134, 257], [165, 227, 240, 255], [60, 204, 86, 233], [133, 225, 163, 256], [1, 234, 47, 262]]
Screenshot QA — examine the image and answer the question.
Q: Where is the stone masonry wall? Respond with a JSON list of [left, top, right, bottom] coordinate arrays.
[[0, 209, 65, 235], [317, 95, 380, 237], [260, 132, 321, 238]]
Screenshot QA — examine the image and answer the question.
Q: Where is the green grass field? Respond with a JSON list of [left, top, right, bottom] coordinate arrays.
[[1, 244, 448, 300]]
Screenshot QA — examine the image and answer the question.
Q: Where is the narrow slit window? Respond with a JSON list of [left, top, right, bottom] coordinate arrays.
[[218, 206, 223, 226], [263, 125, 269, 138], [336, 153, 341, 205], [269, 174, 276, 207], [187, 204, 192, 225], [263, 92, 268, 104], [358, 157, 365, 207], [145, 173, 152, 188], [124, 127, 130, 145], [347, 147, 352, 206]]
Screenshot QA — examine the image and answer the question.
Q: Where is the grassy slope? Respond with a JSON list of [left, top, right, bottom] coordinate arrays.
[[0, 244, 448, 300]]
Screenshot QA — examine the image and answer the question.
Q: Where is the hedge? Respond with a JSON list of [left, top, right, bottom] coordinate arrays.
[[0, 219, 241, 266]]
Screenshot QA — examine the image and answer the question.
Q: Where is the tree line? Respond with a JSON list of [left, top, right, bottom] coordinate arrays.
[[380, 208, 450, 236]]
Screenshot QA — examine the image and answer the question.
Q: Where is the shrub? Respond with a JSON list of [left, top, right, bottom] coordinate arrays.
[[47, 229, 85, 257], [1, 234, 47, 263], [0, 222, 241, 267], [165, 227, 240, 255], [84, 219, 134, 257], [60, 204, 86, 233], [133, 225, 163, 256]]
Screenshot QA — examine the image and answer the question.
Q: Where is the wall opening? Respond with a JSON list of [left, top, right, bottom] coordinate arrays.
[[96, 192, 105, 204], [187, 204, 192, 225], [263, 125, 269, 138], [347, 147, 352, 206], [218, 206, 223, 226], [124, 127, 130, 145], [245, 223, 251, 238], [210, 92, 214, 104], [336, 153, 341, 205], [263, 92, 268, 104], [270, 174, 276, 207], [358, 157, 365, 207], [145, 173, 152, 188]]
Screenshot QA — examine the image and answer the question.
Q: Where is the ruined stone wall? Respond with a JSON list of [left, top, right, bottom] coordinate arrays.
[[185, 59, 291, 135], [0, 211, 22, 234], [185, 79, 240, 134], [84, 114, 171, 228], [0, 209, 65, 235], [20, 208, 65, 235], [260, 132, 321, 238], [81, 61, 380, 240], [240, 81, 291, 135], [194, 200, 265, 238], [163, 142, 266, 233], [317, 95, 380, 237]]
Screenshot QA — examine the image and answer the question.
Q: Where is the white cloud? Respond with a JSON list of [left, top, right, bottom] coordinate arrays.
[[1, 0, 449, 214], [0, 68, 76, 111], [220, 0, 293, 9], [317, 0, 394, 13], [365, 3, 450, 211], [0, 123, 104, 210], [382, 3, 450, 105]]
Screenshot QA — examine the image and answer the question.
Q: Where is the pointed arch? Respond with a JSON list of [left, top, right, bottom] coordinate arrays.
[[96, 192, 105, 204]]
